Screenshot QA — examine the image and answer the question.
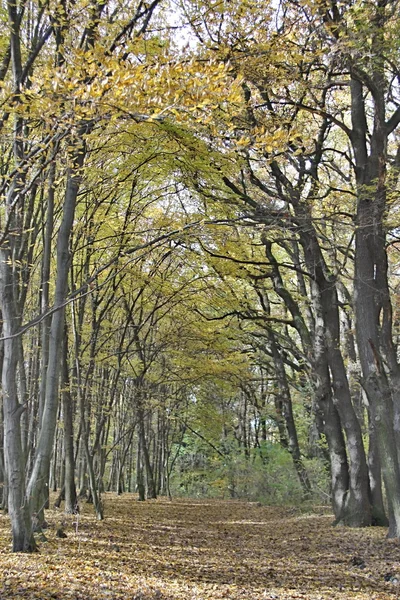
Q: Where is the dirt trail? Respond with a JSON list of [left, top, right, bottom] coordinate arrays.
[[0, 496, 398, 599]]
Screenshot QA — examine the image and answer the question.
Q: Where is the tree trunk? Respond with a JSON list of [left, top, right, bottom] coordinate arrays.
[[350, 48, 400, 534], [61, 329, 78, 514], [136, 435, 145, 501], [314, 357, 349, 522], [269, 331, 312, 496], [367, 406, 387, 526], [296, 204, 371, 527], [27, 140, 87, 520], [138, 407, 156, 499], [0, 247, 36, 551]]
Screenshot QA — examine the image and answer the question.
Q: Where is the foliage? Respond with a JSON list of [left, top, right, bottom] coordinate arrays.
[[170, 436, 329, 506], [2, 0, 400, 553]]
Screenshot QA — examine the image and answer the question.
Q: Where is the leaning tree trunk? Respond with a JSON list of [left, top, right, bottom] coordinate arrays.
[[258, 242, 350, 519], [268, 329, 312, 496], [292, 195, 372, 527], [258, 151, 370, 524], [314, 352, 349, 522]]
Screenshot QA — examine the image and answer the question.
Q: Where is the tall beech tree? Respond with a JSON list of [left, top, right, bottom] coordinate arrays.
[[337, 0, 400, 537]]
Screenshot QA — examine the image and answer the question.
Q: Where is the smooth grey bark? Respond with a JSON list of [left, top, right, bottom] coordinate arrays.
[[0, 246, 36, 551], [254, 274, 311, 495], [61, 329, 78, 514], [237, 161, 371, 523], [314, 360, 349, 522], [17, 338, 29, 463], [355, 213, 400, 535], [136, 434, 146, 501], [81, 418, 103, 519], [38, 161, 55, 428], [348, 6, 400, 533], [268, 330, 312, 495], [303, 236, 371, 526], [26, 341, 40, 479], [239, 80, 371, 523], [367, 406, 388, 526], [300, 0, 400, 538], [0, 0, 37, 552], [117, 428, 135, 495], [26, 142, 86, 518], [310, 281, 349, 522], [138, 406, 157, 499], [71, 279, 103, 520], [0, 336, 5, 509], [257, 156, 370, 523]]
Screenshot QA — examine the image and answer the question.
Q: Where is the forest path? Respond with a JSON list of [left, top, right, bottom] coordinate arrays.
[[0, 495, 398, 599]]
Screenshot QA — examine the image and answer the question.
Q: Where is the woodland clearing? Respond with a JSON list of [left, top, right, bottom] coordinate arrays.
[[0, 495, 398, 599]]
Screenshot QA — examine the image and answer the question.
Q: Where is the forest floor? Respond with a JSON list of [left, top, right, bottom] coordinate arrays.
[[0, 495, 399, 599]]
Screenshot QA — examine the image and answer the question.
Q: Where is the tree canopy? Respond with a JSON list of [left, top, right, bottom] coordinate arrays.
[[1, 0, 400, 551]]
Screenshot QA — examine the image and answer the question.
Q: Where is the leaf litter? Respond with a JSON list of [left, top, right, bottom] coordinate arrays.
[[0, 495, 399, 599]]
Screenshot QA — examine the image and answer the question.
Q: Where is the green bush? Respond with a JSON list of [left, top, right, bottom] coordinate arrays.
[[169, 442, 329, 506]]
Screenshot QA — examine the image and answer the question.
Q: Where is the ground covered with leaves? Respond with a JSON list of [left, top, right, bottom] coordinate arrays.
[[0, 496, 399, 599]]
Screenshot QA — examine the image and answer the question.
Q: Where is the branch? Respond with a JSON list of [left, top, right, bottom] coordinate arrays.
[[21, 26, 53, 85], [222, 176, 260, 209], [199, 243, 271, 267], [0, 218, 232, 340], [386, 106, 400, 135], [289, 101, 352, 138], [195, 307, 295, 327], [183, 422, 226, 458], [108, 0, 162, 54]]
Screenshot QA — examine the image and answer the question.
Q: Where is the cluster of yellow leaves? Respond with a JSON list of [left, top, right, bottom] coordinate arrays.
[[10, 41, 243, 134]]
